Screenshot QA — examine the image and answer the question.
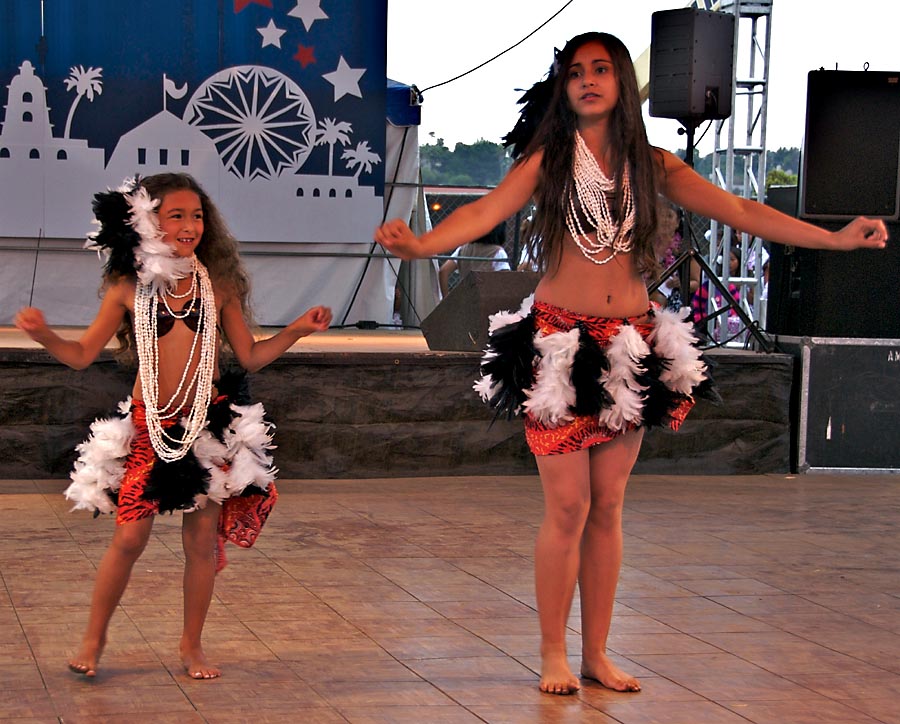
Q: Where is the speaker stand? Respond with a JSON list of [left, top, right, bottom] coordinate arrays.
[[648, 119, 773, 352]]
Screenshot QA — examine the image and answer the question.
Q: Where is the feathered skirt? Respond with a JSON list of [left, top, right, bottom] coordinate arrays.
[[64, 372, 278, 569], [474, 297, 716, 455]]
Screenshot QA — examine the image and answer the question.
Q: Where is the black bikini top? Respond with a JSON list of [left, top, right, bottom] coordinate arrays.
[[157, 304, 202, 336]]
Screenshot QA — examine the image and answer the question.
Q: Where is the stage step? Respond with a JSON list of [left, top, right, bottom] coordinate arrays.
[[0, 346, 792, 479]]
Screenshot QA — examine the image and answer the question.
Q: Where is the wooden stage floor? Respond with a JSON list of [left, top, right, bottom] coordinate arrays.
[[1, 472, 897, 723]]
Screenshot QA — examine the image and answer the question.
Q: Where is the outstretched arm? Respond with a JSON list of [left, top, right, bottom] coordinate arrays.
[[14, 281, 130, 370], [658, 150, 888, 251], [375, 152, 543, 259], [219, 294, 332, 373]]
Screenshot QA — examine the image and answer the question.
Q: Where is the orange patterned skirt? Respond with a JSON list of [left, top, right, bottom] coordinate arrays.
[[475, 299, 711, 457], [65, 378, 278, 571]]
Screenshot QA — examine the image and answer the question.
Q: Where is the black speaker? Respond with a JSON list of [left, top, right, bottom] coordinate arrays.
[[799, 70, 900, 220], [766, 221, 900, 339], [649, 8, 735, 121], [421, 271, 540, 352], [763, 186, 799, 336]]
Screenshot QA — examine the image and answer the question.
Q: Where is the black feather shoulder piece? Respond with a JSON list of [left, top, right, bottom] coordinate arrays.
[[502, 61, 557, 160], [85, 178, 142, 277]]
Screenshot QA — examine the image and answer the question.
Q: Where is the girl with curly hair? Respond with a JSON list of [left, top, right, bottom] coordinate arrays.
[[16, 172, 331, 680]]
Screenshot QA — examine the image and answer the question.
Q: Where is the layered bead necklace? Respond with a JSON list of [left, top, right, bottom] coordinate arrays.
[[134, 255, 218, 462], [566, 131, 635, 264]]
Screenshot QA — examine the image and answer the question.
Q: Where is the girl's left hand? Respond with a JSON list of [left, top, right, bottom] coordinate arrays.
[[834, 217, 889, 250], [291, 305, 332, 335], [375, 219, 422, 260]]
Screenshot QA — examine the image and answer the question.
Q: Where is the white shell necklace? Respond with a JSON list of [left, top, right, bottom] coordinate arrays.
[[566, 131, 635, 265], [135, 255, 218, 462]]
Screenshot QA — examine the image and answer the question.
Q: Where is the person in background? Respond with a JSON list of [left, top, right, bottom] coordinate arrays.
[[438, 223, 511, 296]]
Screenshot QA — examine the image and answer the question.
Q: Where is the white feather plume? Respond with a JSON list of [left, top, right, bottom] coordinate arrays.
[[65, 411, 136, 514], [214, 403, 277, 495], [487, 309, 524, 335], [485, 293, 534, 335], [597, 325, 649, 431], [522, 327, 580, 426], [472, 373, 498, 402], [126, 184, 193, 294], [203, 465, 232, 505], [517, 293, 535, 317], [648, 306, 706, 394]]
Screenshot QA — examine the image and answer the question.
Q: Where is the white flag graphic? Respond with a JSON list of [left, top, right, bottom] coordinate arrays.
[[163, 74, 188, 100]]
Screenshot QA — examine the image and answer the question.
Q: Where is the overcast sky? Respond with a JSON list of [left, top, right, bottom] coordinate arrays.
[[386, 0, 899, 157]]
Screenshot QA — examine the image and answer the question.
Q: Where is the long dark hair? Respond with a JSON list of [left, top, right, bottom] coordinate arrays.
[[507, 32, 661, 276], [106, 173, 253, 362]]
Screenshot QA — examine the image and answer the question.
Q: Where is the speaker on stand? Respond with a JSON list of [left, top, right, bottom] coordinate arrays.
[[645, 9, 772, 347], [649, 8, 735, 122]]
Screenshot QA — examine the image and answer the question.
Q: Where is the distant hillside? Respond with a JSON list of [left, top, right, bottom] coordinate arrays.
[[421, 137, 799, 190]]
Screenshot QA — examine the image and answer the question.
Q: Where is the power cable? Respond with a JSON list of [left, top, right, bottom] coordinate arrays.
[[417, 0, 576, 95]]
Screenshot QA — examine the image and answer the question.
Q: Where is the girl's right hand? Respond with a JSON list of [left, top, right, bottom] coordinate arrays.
[[14, 307, 49, 339], [375, 219, 423, 260]]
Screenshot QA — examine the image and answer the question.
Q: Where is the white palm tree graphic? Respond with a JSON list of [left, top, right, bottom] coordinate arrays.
[[341, 141, 381, 179], [315, 118, 352, 176], [63, 65, 103, 139]]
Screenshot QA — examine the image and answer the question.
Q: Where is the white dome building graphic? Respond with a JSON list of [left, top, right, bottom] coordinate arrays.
[[1, 61, 106, 238]]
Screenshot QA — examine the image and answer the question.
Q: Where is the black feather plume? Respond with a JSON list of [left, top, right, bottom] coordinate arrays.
[[502, 73, 556, 160], [693, 353, 723, 406], [142, 429, 210, 514], [206, 369, 252, 441], [87, 180, 142, 277], [637, 348, 681, 428], [480, 313, 537, 421], [570, 322, 612, 416]]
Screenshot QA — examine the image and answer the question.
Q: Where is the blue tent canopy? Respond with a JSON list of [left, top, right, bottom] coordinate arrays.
[[386, 78, 421, 126]]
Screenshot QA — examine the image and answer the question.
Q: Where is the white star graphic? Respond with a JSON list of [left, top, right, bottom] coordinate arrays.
[[257, 19, 287, 49], [288, 0, 329, 32], [322, 56, 366, 102]]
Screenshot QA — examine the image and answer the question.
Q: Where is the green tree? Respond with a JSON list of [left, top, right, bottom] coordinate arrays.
[[766, 167, 798, 190], [420, 138, 453, 184], [767, 147, 800, 176], [419, 138, 509, 186]]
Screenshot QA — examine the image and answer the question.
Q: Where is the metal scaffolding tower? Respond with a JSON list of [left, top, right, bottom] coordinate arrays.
[[703, 0, 774, 347]]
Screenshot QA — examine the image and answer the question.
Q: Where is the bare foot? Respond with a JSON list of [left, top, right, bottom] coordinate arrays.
[[68, 636, 105, 678], [180, 645, 221, 680], [581, 652, 641, 692], [539, 648, 580, 695]]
